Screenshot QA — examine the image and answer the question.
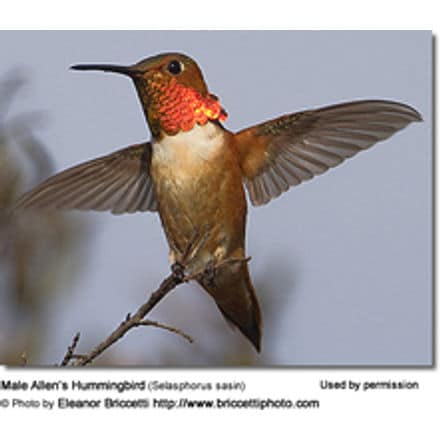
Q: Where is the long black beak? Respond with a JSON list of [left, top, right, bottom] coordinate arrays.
[[70, 64, 143, 77]]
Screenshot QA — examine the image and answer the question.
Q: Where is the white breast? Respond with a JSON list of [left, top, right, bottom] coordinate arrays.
[[153, 122, 225, 164]]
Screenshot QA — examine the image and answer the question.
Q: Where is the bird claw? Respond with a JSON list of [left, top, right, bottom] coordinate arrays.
[[171, 226, 251, 286], [171, 262, 185, 282], [198, 260, 217, 287]]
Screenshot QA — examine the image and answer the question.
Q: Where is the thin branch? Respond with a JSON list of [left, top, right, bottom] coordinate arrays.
[[137, 319, 194, 344], [66, 270, 186, 366], [59, 226, 251, 366], [60, 332, 80, 366]]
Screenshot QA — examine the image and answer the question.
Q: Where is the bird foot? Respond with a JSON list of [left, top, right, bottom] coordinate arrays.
[[198, 260, 217, 287], [171, 262, 186, 282]]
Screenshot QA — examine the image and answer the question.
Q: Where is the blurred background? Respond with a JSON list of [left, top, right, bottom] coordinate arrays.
[[0, 31, 432, 366]]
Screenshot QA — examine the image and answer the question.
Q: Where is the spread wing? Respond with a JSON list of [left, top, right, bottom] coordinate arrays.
[[14, 142, 157, 214], [235, 100, 422, 206]]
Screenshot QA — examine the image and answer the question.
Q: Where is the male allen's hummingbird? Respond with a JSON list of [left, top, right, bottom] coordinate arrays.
[[15, 53, 422, 352]]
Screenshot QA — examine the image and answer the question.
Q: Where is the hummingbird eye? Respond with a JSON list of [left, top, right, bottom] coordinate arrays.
[[167, 60, 183, 75]]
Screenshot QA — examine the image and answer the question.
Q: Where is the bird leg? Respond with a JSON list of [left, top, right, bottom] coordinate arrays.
[[197, 259, 217, 287], [170, 226, 211, 275], [186, 256, 252, 285]]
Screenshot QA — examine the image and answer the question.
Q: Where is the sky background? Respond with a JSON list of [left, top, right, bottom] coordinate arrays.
[[0, 31, 432, 365]]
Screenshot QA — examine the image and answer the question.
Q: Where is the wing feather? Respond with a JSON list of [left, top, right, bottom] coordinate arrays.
[[14, 142, 157, 214], [235, 100, 421, 206]]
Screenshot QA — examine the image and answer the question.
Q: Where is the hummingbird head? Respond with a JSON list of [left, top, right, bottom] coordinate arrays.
[[71, 53, 227, 138]]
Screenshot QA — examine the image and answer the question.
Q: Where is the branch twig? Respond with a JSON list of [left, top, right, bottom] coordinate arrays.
[[60, 332, 81, 366], [136, 319, 194, 344], [63, 270, 186, 366], [58, 226, 251, 367]]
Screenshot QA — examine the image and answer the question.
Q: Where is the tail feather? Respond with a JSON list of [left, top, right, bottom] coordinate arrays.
[[198, 260, 262, 351]]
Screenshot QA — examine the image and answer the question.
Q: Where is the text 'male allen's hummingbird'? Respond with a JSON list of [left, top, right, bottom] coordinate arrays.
[[15, 53, 422, 352]]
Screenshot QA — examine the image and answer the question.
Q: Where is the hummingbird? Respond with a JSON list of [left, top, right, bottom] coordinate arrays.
[[15, 52, 422, 352]]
